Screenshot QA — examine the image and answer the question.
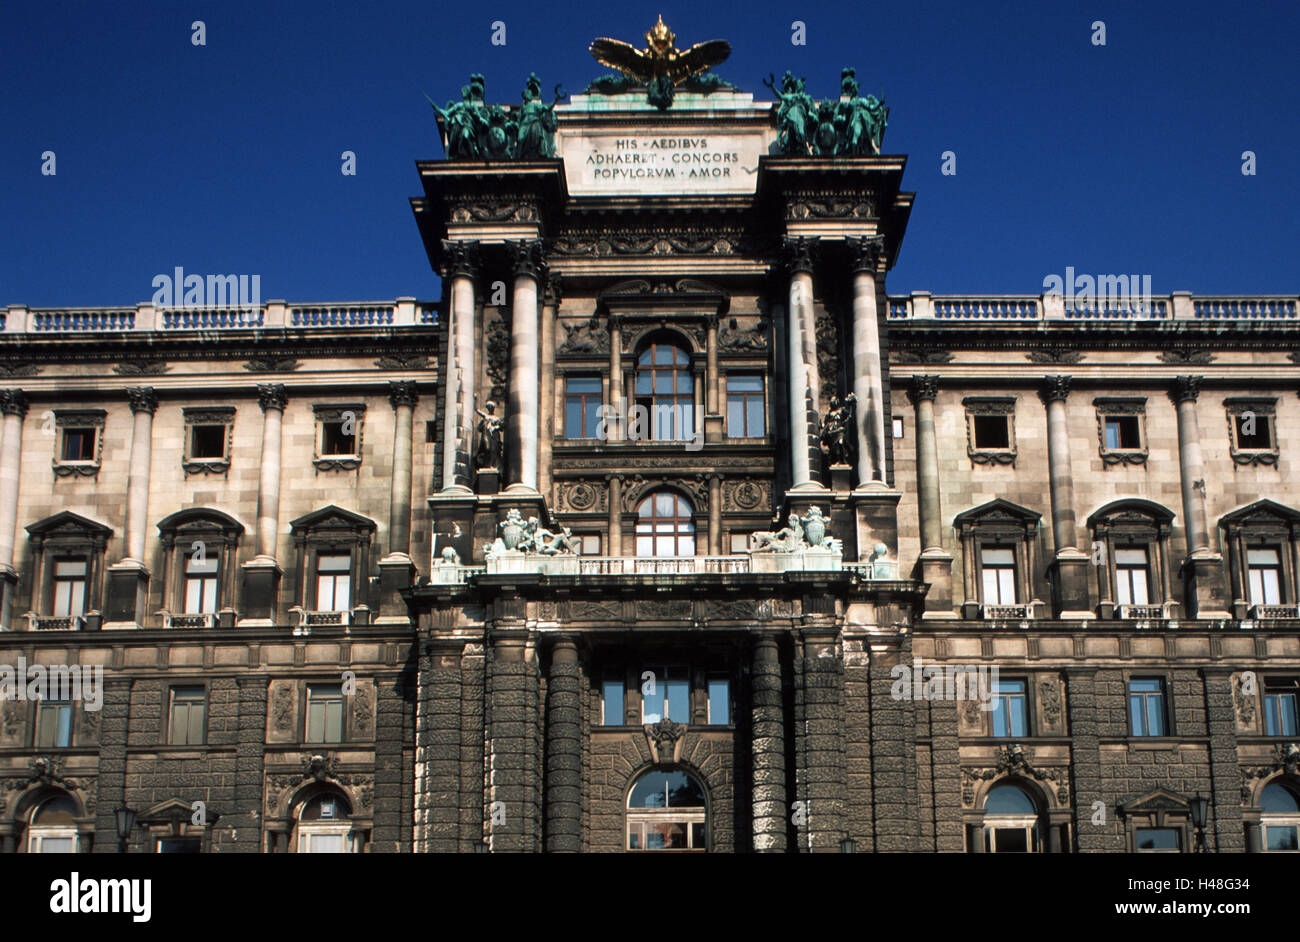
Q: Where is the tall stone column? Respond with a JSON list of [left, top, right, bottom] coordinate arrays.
[[607, 317, 623, 442], [785, 239, 821, 491], [850, 237, 887, 485], [242, 383, 286, 623], [378, 381, 418, 623], [0, 389, 28, 629], [538, 277, 559, 499], [1171, 376, 1229, 616], [441, 242, 477, 491], [544, 636, 582, 852], [607, 475, 622, 556], [708, 475, 722, 555], [752, 635, 787, 851], [1040, 376, 1092, 617], [105, 387, 157, 626], [507, 240, 542, 492], [704, 316, 722, 444], [909, 377, 954, 616]]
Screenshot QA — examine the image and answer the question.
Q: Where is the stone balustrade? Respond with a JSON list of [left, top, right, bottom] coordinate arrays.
[[5, 298, 436, 334], [887, 292, 1299, 321]]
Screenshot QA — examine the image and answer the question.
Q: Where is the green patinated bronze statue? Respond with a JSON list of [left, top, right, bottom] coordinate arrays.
[[767, 66, 889, 157], [428, 73, 563, 161]]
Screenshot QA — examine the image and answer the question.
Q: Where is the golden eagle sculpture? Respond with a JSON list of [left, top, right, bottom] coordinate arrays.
[[589, 16, 730, 109]]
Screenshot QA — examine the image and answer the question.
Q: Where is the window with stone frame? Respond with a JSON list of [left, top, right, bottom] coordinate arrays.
[[978, 783, 1042, 853], [626, 768, 707, 852], [600, 661, 733, 728], [25, 792, 81, 853], [34, 696, 74, 748], [312, 403, 365, 471], [51, 410, 105, 478], [24, 511, 112, 629], [962, 397, 1016, 465], [295, 790, 359, 853], [1093, 397, 1148, 465], [954, 499, 1041, 618], [182, 407, 234, 475], [1225, 397, 1278, 466], [1127, 676, 1170, 737], [1087, 499, 1175, 619], [289, 505, 376, 626], [1219, 499, 1300, 618], [156, 508, 243, 627], [1258, 781, 1300, 852], [563, 375, 603, 440], [1118, 788, 1194, 853], [634, 339, 696, 442], [166, 685, 207, 746], [1263, 677, 1299, 736]]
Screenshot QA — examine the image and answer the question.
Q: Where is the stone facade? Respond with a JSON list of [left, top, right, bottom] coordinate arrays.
[[1, 81, 1298, 855]]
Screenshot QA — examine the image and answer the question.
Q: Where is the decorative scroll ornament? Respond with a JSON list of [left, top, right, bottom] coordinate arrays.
[[643, 718, 687, 763], [244, 357, 301, 373]]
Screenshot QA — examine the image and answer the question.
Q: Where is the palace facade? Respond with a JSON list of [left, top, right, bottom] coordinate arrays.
[[1, 66, 1298, 855]]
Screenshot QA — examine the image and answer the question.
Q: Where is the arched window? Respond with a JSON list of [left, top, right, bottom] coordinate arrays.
[[982, 783, 1040, 853], [1088, 499, 1175, 619], [626, 769, 707, 851], [1260, 782, 1300, 852], [636, 491, 695, 557], [157, 508, 244, 627], [634, 340, 694, 441], [27, 793, 80, 853], [295, 791, 356, 854]]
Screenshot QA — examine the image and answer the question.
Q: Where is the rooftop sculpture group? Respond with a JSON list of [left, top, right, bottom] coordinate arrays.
[[765, 67, 889, 156], [428, 73, 563, 160]]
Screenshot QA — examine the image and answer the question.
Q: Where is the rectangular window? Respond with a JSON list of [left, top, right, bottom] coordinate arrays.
[[990, 679, 1028, 737], [1248, 547, 1283, 605], [1104, 415, 1142, 450], [1135, 827, 1182, 852], [1128, 678, 1168, 737], [972, 415, 1010, 450], [726, 376, 765, 438], [980, 547, 1017, 604], [574, 534, 602, 556], [189, 424, 227, 459], [892, 416, 904, 439], [168, 686, 206, 746], [564, 376, 603, 439], [183, 553, 219, 613], [1265, 825, 1299, 851], [601, 676, 625, 726], [321, 421, 356, 455], [306, 683, 344, 743], [30, 835, 76, 853], [52, 558, 87, 617], [707, 676, 730, 725], [1115, 547, 1151, 606], [315, 553, 351, 611], [1264, 678, 1299, 737], [61, 428, 96, 461], [302, 832, 347, 853], [641, 667, 689, 724], [35, 699, 73, 748], [1235, 414, 1272, 450]]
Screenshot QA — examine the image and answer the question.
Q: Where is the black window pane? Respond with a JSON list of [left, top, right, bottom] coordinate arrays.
[[62, 428, 94, 461], [190, 424, 226, 458], [1136, 827, 1181, 850], [972, 415, 1009, 449]]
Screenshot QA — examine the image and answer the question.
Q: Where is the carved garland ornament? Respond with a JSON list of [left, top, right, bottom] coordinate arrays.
[[961, 744, 1070, 807]]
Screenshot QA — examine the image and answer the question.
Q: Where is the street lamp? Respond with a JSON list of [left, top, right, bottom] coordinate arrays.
[[1189, 793, 1209, 853], [839, 835, 857, 854], [114, 806, 137, 854]]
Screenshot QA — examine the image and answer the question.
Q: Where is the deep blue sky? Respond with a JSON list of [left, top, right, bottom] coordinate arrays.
[[2, 0, 1296, 307]]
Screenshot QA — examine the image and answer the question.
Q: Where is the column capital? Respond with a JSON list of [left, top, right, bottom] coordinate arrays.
[[0, 389, 29, 418], [846, 235, 886, 274], [1038, 375, 1072, 404], [441, 239, 480, 279], [126, 386, 158, 414], [388, 380, 419, 410], [782, 236, 817, 275], [510, 239, 546, 281], [257, 383, 288, 412], [907, 375, 940, 404], [1170, 375, 1203, 404]]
